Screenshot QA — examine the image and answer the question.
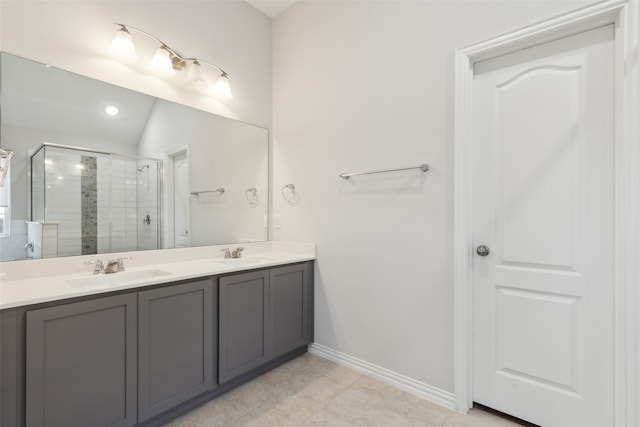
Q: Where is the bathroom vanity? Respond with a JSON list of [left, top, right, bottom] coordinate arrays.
[[0, 244, 314, 427]]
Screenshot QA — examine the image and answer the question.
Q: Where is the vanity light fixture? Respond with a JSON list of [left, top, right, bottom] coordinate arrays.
[[186, 60, 207, 89], [110, 26, 137, 62], [110, 23, 233, 100], [149, 46, 176, 77]]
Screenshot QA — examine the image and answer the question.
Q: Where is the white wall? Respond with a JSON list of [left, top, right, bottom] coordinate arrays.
[[0, 0, 272, 128], [272, 0, 597, 394]]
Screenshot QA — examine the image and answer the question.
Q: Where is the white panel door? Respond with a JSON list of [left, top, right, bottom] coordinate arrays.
[[472, 25, 614, 427]]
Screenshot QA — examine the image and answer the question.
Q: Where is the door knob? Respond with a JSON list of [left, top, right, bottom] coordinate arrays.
[[476, 245, 490, 256]]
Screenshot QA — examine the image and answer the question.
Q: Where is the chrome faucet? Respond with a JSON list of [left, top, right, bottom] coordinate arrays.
[[24, 240, 35, 253], [221, 247, 244, 259], [87, 259, 105, 275], [105, 257, 131, 274]]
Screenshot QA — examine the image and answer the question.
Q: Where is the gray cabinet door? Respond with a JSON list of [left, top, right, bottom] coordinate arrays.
[[138, 279, 215, 422], [25, 293, 137, 427], [219, 270, 270, 383], [271, 263, 311, 358]]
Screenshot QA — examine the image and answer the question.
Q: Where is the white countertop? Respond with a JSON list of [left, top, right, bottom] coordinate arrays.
[[0, 242, 315, 310]]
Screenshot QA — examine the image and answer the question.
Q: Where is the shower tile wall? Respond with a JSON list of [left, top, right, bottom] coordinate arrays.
[[31, 149, 45, 222], [109, 158, 138, 253], [97, 156, 111, 254], [24, 147, 159, 258], [45, 151, 81, 257], [80, 155, 98, 255], [0, 220, 28, 260], [137, 162, 159, 251], [39, 149, 139, 257]]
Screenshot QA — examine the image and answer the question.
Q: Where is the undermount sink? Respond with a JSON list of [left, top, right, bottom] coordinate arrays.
[[67, 269, 172, 288], [217, 256, 276, 267]]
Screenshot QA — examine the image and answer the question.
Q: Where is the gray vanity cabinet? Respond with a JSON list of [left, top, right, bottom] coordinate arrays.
[[271, 263, 312, 359], [137, 279, 216, 422], [218, 269, 270, 383], [25, 293, 138, 427], [4, 261, 313, 427], [219, 262, 313, 384]]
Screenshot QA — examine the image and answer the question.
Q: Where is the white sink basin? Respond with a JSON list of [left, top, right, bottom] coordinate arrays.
[[217, 256, 277, 267], [67, 269, 172, 288]]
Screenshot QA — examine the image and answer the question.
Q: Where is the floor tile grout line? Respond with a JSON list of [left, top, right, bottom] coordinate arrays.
[[285, 364, 352, 426], [164, 354, 526, 427], [220, 394, 253, 427]]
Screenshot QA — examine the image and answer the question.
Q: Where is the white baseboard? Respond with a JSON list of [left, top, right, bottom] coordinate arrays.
[[308, 343, 455, 410]]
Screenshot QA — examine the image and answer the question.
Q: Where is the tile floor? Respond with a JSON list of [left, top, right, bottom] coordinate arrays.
[[164, 353, 526, 427]]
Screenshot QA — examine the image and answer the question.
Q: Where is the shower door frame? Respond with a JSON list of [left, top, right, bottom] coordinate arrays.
[[29, 142, 163, 255]]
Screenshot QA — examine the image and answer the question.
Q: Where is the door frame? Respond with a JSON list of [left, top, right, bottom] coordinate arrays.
[[453, 1, 639, 425], [164, 145, 190, 249]]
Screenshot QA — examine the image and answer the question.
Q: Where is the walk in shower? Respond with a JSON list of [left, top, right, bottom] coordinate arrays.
[[30, 143, 161, 257]]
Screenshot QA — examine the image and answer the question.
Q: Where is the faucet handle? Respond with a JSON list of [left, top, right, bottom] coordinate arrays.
[[221, 248, 231, 259], [116, 257, 131, 271], [86, 259, 104, 274], [231, 247, 245, 258]]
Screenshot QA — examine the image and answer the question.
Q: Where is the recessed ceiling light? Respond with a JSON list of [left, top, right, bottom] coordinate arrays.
[[105, 105, 119, 116]]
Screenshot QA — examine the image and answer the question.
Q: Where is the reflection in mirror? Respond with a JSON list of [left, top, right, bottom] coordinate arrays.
[[0, 53, 269, 262], [30, 143, 161, 258]]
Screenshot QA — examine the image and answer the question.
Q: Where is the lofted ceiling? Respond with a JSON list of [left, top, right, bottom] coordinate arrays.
[[245, 0, 299, 18], [2, 54, 156, 147]]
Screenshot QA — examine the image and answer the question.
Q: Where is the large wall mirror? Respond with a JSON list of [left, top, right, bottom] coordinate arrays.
[[0, 52, 269, 262]]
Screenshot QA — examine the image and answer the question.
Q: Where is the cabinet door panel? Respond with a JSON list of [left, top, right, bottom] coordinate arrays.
[[138, 279, 215, 422], [26, 294, 137, 427], [219, 270, 269, 383], [271, 264, 310, 358]]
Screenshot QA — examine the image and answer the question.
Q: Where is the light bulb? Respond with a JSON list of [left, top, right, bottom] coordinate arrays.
[[111, 26, 137, 62], [150, 46, 176, 77], [212, 73, 233, 100], [105, 105, 119, 116], [187, 61, 207, 89]]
